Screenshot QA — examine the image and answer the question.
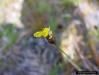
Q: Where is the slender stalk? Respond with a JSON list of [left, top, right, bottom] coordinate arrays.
[[89, 39, 99, 67]]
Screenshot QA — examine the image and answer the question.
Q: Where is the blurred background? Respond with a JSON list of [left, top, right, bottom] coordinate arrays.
[[0, 0, 99, 75]]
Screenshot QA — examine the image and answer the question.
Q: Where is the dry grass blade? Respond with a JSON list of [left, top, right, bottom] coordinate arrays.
[[86, 58, 99, 72], [73, 37, 92, 71], [89, 39, 99, 67], [58, 47, 82, 71]]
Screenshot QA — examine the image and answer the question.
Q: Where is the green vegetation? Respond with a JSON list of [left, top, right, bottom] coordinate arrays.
[[0, 24, 19, 53], [60, 0, 82, 6], [88, 29, 99, 38], [0, 0, 99, 74], [48, 17, 58, 36], [38, 1, 51, 13]]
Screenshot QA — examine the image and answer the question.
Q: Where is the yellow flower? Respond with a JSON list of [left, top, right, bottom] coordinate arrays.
[[33, 26, 50, 37]]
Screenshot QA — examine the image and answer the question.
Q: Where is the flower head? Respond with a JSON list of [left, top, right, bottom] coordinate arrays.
[[33, 26, 50, 37]]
